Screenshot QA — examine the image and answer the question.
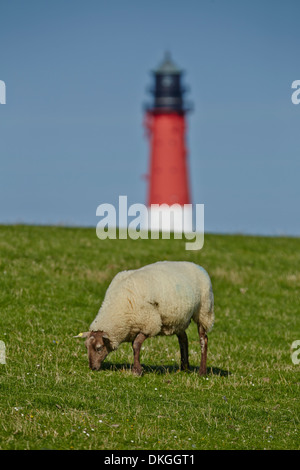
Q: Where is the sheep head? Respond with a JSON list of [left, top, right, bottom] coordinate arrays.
[[74, 331, 113, 370]]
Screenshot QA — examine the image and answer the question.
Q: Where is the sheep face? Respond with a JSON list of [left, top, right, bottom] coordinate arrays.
[[84, 331, 112, 370]]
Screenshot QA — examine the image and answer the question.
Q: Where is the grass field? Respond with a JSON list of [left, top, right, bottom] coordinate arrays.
[[0, 224, 299, 450]]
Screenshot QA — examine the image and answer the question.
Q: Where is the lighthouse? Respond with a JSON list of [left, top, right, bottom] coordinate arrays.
[[144, 52, 193, 233]]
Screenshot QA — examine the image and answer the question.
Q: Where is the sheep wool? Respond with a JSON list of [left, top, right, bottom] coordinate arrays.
[[89, 261, 214, 350]]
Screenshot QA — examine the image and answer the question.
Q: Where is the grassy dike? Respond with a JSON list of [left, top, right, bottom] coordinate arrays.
[[0, 224, 299, 450]]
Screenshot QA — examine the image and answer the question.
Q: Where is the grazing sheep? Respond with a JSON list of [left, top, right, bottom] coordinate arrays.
[[75, 261, 214, 375]]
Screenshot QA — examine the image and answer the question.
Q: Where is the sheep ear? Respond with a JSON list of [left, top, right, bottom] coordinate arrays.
[[73, 332, 90, 339], [102, 332, 109, 340]]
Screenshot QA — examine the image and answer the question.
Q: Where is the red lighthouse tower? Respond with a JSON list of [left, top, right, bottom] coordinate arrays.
[[144, 52, 192, 232]]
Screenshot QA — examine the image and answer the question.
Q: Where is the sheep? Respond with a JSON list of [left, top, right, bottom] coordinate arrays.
[[75, 261, 214, 376]]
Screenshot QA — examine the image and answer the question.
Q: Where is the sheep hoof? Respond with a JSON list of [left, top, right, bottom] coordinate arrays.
[[132, 366, 143, 376]]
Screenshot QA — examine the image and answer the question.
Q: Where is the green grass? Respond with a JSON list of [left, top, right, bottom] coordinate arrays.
[[0, 224, 299, 450]]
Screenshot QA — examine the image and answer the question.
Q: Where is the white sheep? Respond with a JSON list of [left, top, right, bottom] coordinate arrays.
[[75, 261, 214, 375]]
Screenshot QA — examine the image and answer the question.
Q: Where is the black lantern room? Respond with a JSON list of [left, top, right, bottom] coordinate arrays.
[[146, 52, 192, 113]]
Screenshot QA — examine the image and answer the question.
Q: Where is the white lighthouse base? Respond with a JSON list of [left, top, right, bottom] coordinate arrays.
[[145, 204, 193, 235]]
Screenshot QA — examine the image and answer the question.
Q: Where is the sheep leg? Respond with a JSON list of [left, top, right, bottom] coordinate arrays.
[[199, 324, 208, 375], [177, 331, 190, 371], [132, 332, 147, 376]]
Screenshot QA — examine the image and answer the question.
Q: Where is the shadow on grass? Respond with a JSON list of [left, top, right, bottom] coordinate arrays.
[[101, 362, 231, 377]]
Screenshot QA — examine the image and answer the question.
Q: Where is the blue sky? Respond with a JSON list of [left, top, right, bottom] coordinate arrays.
[[0, 0, 299, 235]]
